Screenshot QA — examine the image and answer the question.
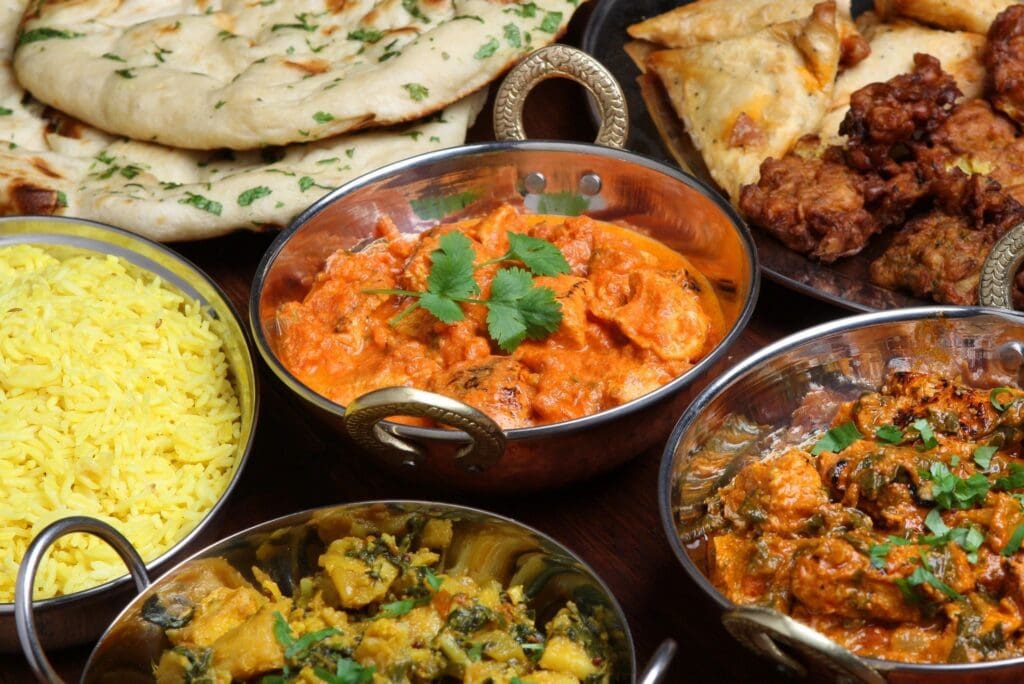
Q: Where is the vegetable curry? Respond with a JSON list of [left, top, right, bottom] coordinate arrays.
[[150, 520, 611, 683], [704, 372, 1024, 663], [276, 204, 724, 428]]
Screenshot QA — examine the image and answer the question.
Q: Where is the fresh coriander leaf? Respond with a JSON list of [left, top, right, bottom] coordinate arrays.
[[974, 445, 998, 470], [178, 192, 222, 216], [912, 418, 938, 450], [503, 232, 571, 276], [426, 231, 480, 301], [313, 658, 375, 684], [403, 0, 431, 22], [115, 68, 136, 79], [516, 285, 562, 340], [875, 424, 904, 444], [914, 553, 963, 600], [925, 508, 949, 535], [284, 626, 339, 659], [17, 27, 84, 46], [810, 422, 862, 456], [510, 677, 538, 684], [403, 83, 429, 101], [869, 542, 892, 570], [475, 37, 499, 59], [538, 11, 563, 33], [1003, 523, 1024, 556], [376, 596, 429, 619], [951, 455, 961, 466], [503, 23, 522, 48], [102, 52, 125, 62], [313, 111, 334, 123], [995, 463, 1024, 491], [55, 190, 67, 207], [0, 106, 14, 116], [271, 611, 295, 649], [347, 28, 384, 43], [238, 186, 272, 206], [504, 2, 538, 18], [466, 642, 484, 661], [424, 568, 443, 592], [991, 386, 1015, 411], [419, 292, 464, 323], [486, 300, 527, 352]]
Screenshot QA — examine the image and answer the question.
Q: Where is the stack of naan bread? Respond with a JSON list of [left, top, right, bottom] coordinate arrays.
[[1, 0, 584, 241], [626, 0, 1012, 204]]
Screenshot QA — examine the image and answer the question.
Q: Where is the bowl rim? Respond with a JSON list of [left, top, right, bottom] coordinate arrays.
[[249, 139, 760, 441], [658, 304, 1024, 672], [84, 498, 639, 680], [0, 214, 260, 613]]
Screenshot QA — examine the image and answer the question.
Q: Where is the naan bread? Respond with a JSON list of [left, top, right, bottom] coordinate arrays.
[[646, 2, 840, 202], [817, 21, 986, 141], [628, 0, 858, 50], [0, 0, 484, 241], [876, 0, 1018, 34], [13, 0, 574, 150]]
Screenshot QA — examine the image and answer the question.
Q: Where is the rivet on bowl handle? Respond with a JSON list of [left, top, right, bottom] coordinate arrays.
[[344, 387, 506, 472], [979, 221, 1024, 309], [493, 44, 628, 149], [722, 607, 886, 683], [16, 516, 151, 684]]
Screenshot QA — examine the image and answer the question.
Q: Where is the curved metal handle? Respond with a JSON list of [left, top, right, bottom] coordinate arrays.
[[638, 638, 677, 684], [979, 221, 1024, 309], [16, 516, 151, 684], [494, 44, 628, 149], [721, 607, 885, 683], [344, 387, 506, 472]]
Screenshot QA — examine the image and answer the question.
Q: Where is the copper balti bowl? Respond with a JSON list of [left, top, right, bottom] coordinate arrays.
[[249, 46, 759, 492], [659, 301, 1024, 682], [17, 501, 676, 683], [0, 217, 259, 652]]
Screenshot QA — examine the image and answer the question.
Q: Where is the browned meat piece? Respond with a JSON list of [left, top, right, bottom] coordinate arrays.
[[840, 53, 961, 173], [988, 5, 1024, 125], [428, 357, 536, 429], [870, 173, 1024, 305], [739, 155, 882, 262]]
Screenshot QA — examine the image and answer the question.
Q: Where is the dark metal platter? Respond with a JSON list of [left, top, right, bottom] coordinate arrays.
[[581, 0, 929, 312]]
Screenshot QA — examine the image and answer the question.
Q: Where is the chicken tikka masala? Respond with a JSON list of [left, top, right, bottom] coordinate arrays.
[[277, 204, 724, 428], [704, 372, 1024, 664]]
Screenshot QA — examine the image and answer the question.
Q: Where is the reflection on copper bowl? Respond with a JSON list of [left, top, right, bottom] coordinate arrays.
[[250, 142, 758, 492]]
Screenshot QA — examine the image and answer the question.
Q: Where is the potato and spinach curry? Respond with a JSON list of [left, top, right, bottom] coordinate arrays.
[[149, 518, 611, 683], [276, 204, 724, 428], [705, 372, 1024, 663]]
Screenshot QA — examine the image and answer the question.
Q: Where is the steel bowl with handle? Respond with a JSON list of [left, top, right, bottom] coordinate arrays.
[[16, 501, 676, 683], [660, 301, 1024, 679], [250, 45, 759, 492], [0, 217, 259, 652]]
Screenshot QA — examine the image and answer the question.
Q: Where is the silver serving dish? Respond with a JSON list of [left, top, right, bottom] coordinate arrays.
[[250, 46, 759, 492], [660, 305, 1024, 682], [17, 501, 675, 683], [0, 216, 259, 652]]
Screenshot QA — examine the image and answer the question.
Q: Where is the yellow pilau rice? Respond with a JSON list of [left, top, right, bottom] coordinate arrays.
[[0, 245, 241, 601]]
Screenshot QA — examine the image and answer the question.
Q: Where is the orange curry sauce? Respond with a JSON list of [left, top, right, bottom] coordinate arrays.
[[276, 204, 725, 428], [704, 373, 1024, 664]]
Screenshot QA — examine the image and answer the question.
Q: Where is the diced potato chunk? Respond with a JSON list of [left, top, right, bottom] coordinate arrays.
[[538, 636, 598, 680]]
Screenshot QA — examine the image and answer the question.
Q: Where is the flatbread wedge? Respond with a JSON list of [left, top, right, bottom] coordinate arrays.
[[0, 0, 485, 242], [646, 2, 841, 203], [875, 0, 1018, 34], [13, 0, 576, 150], [817, 20, 986, 141]]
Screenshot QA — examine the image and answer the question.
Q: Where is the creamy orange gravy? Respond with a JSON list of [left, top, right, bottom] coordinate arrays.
[[276, 204, 724, 428]]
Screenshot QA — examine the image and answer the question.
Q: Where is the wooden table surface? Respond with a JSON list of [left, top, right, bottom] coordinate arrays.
[[0, 6, 847, 682]]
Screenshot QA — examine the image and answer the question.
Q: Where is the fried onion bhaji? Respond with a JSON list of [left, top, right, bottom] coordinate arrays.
[[870, 171, 1024, 304], [988, 4, 1024, 125]]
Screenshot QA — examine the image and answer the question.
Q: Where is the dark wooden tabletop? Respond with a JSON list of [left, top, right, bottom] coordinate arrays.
[[0, 6, 848, 683]]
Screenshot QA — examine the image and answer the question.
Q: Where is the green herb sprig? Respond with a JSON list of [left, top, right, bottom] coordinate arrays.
[[364, 230, 570, 352]]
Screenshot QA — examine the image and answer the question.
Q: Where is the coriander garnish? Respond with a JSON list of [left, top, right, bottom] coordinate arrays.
[[810, 421, 862, 456]]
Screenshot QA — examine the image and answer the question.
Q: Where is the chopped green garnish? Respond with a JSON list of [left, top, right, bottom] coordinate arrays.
[[102, 52, 125, 62], [991, 387, 1015, 411], [55, 190, 67, 207], [1002, 523, 1024, 556], [504, 2, 538, 18], [503, 23, 523, 48], [238, 186, 271, 206], [922, 462, 990, 509], [912, 418, 938, 450], [347, 28, 384, 43], [925, 508, 948, 535], [875, 424, 904, 444], [271, 13, 318, 32], [403, 0, 430, 23], [178, 192, 222, 216], [895, 552, 963, 602], [402, 83, 429, 101], [995, 463, 1024, 491], [376, 596, 429, 619], [465, 642, 484, 661], [974, 445, 998, 470], [423, 568, 443, 592], [479, 231, 572, 276], [538, 11, 563, 33], [313, 111, 334, 123], [810, 422, 862, 456], [17, 27, 83, 46], [313, 660, 375, 684], [474, 37, 499, 59], [115, 68, 136, 79]]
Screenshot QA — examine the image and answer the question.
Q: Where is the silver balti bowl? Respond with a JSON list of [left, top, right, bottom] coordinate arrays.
[[248, 49, 757, 493], [659, 307, 1024, 683], [1, 216, 259, 652], [17, 501, 672, 683]]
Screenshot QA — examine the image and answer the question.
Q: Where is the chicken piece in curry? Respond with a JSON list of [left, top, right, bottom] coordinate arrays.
[[150, 521, 611, 683], [276, 204, 724, 428], [704, 372, 1024, 663]]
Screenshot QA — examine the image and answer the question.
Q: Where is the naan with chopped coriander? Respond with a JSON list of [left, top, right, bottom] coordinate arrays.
[[0, 0, 484, 241], [646, 1, 841, 203], [13, 0, 576, 151]]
